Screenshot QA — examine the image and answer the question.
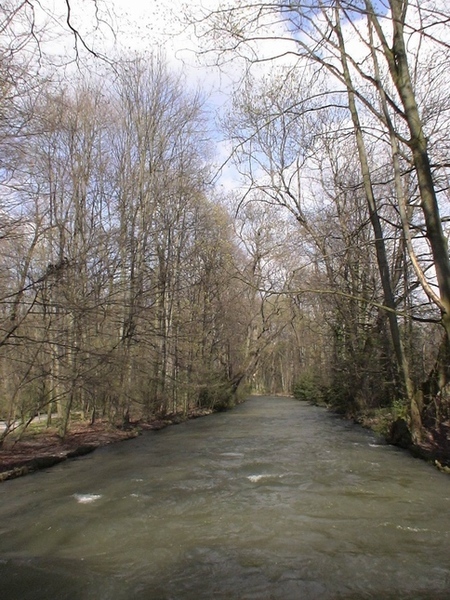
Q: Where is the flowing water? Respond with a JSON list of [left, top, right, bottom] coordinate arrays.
[[0, 396, 449, 599]]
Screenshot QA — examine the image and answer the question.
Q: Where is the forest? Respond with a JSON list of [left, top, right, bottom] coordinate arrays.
[[0, 0, 449, 464]]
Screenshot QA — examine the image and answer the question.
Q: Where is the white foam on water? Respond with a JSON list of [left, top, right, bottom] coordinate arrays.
[[73, 493, 102, 504], [247, 475, 265, 482], [220, 452, 244, 458], [378, 522, 431, 533], [247, 474, 278, 482], [247, 472, 293, 482], [396, 525, 430, 533]]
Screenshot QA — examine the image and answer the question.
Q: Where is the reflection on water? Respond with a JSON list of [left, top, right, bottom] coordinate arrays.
[[0, 396, 449, 599]]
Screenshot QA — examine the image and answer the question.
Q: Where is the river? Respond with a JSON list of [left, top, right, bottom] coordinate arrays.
[[0, 396, 449, 599]]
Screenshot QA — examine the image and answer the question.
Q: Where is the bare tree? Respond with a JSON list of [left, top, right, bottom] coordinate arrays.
[[191, 0, 450, 437]]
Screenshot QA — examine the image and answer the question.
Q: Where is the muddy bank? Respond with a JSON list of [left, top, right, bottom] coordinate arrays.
[[354, 412, 450, 473], [0, 409, 213, 483]]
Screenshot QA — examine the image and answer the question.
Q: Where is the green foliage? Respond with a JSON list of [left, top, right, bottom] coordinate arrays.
[[391, 398, 409, 421], [197, 380, 237, 412], [324, 384, 357, 414], [292, 373, 325, 405], [371, 399, 409, 438], [355, 398, 410, 440], [367, 408, 392, 438]]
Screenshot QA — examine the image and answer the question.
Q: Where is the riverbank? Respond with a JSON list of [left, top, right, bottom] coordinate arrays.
[[354, 411, 450, 473], [3, 401, 448, 482], [0, 409, 213, 483]]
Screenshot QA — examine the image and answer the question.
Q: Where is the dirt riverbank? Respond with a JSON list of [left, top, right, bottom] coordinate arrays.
[[356, 412, 450, 472], [0, 410, 213, 483]]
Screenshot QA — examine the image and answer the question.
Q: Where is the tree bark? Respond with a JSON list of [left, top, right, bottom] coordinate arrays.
[[334, 7, 421, 437]]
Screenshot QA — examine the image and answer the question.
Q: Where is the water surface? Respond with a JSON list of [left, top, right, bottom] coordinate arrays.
[[0, 396, 449, 599]]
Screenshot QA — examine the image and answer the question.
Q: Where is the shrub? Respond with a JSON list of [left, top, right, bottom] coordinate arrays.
[[197, 381, 236, 411], [293, 374, 325, 405]]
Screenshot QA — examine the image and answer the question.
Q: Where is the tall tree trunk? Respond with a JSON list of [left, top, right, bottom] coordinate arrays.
[[368, 0, 450, 340], [365, 0, 450, 426], [334, 8, 421, 437]]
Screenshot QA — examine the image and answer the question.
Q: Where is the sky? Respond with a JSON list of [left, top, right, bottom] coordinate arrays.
[[23, 0, 237, 193], [101, 0, 240, 193], [28, 0, 447, 198], [27, 1, 225, 89], [92, 0, 298, 194], [0, 0, 240, 195]]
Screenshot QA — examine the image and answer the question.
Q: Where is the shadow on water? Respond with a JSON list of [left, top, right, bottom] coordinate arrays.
[[0, 557, 86, 600], [1, 556, 136, 600], [122, 547, 449, 600], [2, 551, 449, 600]]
